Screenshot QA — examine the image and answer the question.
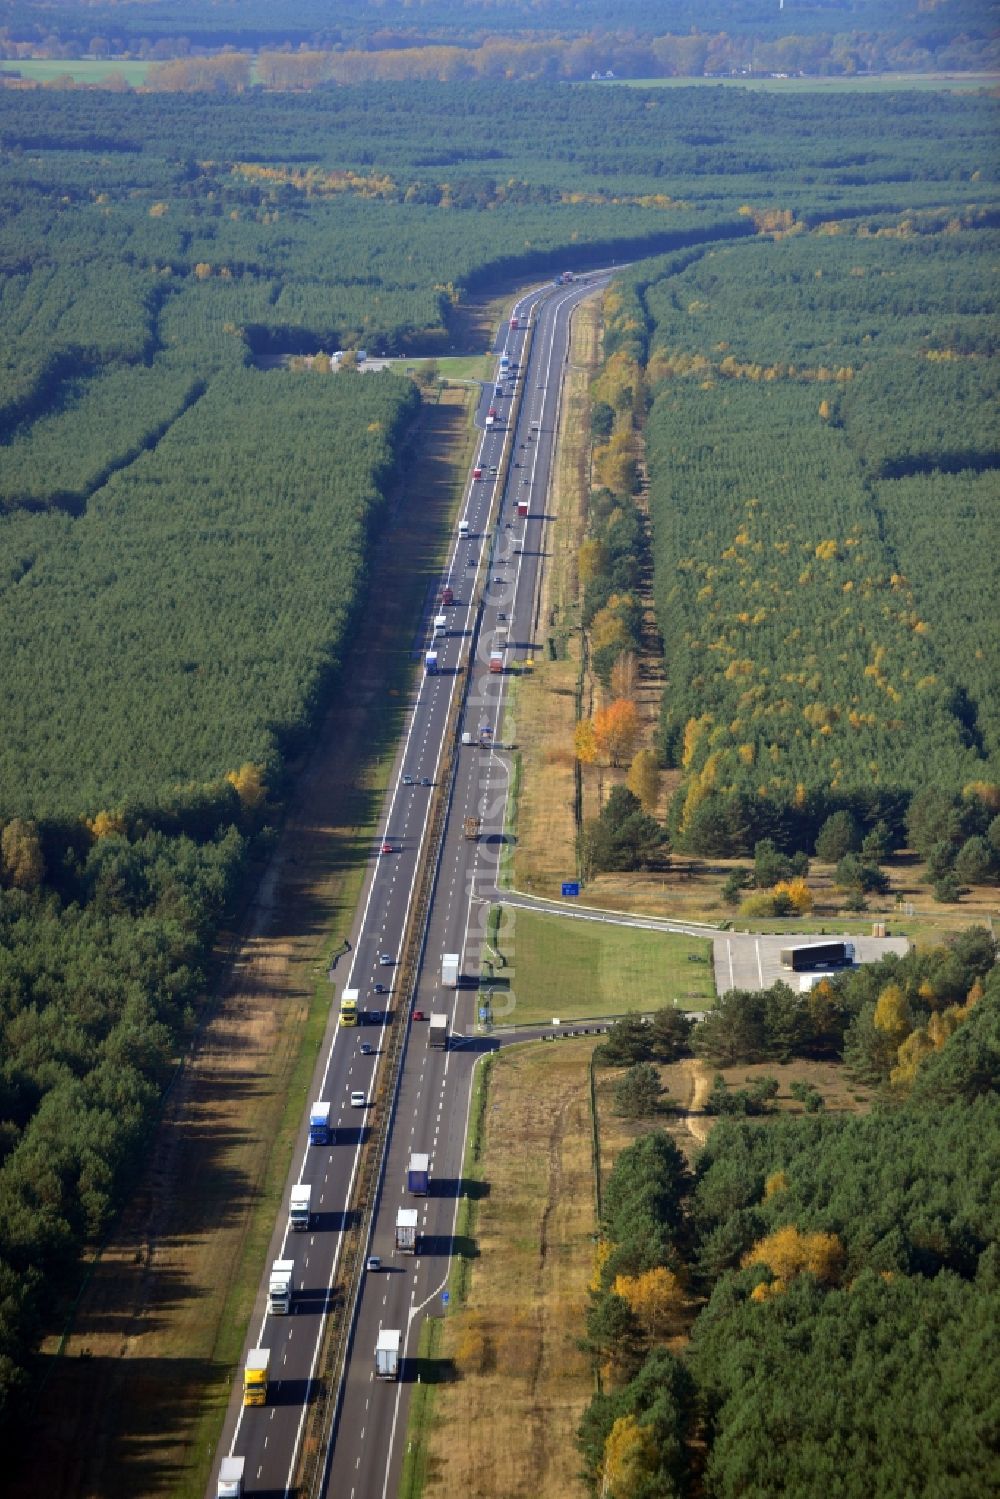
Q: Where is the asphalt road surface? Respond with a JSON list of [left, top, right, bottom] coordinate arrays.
[[209, 273, 609, 1499]]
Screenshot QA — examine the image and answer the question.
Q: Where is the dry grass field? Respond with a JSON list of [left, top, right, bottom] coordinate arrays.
[[415, 1040, 598, 1499]]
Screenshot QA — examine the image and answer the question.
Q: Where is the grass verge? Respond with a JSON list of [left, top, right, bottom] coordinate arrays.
[[398, 1316, 445, 1499], [485, 907, 715, 1026]]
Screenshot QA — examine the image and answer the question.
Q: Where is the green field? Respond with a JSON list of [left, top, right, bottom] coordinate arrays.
[[2, 58, 151, 84], [399, 354, 492, 383], [484, 906, 716, 1025]]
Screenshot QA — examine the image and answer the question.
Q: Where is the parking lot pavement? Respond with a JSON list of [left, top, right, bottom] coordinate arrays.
[[714, 932, 910, 995]]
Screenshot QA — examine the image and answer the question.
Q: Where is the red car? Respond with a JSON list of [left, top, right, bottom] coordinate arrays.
[[380, 841, 393, 854], [488, 405, 498, 417], [412, 1009, 426, 1022]]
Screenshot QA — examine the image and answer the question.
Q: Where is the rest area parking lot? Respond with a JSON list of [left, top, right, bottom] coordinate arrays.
[[714, 932, 911, 995]]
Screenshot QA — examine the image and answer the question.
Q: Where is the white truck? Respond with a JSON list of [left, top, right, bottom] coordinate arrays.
[[268, 1259, 294, 1315], [429, 1013, 449, 1049], [396, 1206, 419, 1254], [289, 1185, 312, 1231], [433, 614, 448, 638], [799, 971, 838, 993], [217, 1456, 245, 1498], [458, 518, 470, 538], [376, 1328, 401, 1380], [441, 953, 459, 988]]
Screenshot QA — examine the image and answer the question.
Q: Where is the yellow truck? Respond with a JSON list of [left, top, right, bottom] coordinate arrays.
[[243, 1348, 270, 1407]]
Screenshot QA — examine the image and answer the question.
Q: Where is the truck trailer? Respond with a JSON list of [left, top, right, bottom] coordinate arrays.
[[408, 1152, 430, 1195], [425, 650, 439, 674], [268, 1259, 294, 1315], [396, 1207, 419, 1254], [516, 498, 529, 517], [779, 941, 855, 972], [243, 1348, 270, 1406], [217, 1457, 245, 1498], [434, 614, 448, 638], [376, 1329, 401, 1380], [799, 971, 838, 993], [289, 1185, 312, 1231], [429, 1013, 449, 1048], [309, 1101, 332, 1145], [441, 954, 459, 988], [463, 816, 481, 840], [441, 584, 454, 606], [489, 648, 504, 674], [340, 987, 360, 1026]]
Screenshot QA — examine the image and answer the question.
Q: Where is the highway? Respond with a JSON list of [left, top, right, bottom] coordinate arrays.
[[210, 271, 608, 1499]]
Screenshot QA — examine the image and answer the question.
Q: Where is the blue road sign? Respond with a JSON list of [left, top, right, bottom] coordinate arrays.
[[442, 1290, 450, 1305], [479, 1007, 490, 1021], [561, 882, 580, 897]]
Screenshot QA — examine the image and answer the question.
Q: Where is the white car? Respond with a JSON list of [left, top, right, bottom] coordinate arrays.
[[351, 1090, 367, 1107]]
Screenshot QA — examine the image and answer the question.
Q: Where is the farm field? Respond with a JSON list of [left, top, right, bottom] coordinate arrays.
[[0, 58, 153, 83], [485, 907, 715, 1026]]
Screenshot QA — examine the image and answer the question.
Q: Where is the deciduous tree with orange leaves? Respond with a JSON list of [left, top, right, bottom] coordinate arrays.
[[743, 1223, 844, 1286], [594, 699, 639, 767], [574, 718, 598, 765], [613, 1266, 685, 1338]]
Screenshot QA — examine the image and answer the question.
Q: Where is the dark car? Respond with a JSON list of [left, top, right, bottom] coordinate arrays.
[[421, 776, 433, 786], [373, 983, 388, 995]]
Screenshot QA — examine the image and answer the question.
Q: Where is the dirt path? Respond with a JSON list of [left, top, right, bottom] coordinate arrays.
[[13, 397, 470, 1499], [679, 1058, 714, 1148]]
